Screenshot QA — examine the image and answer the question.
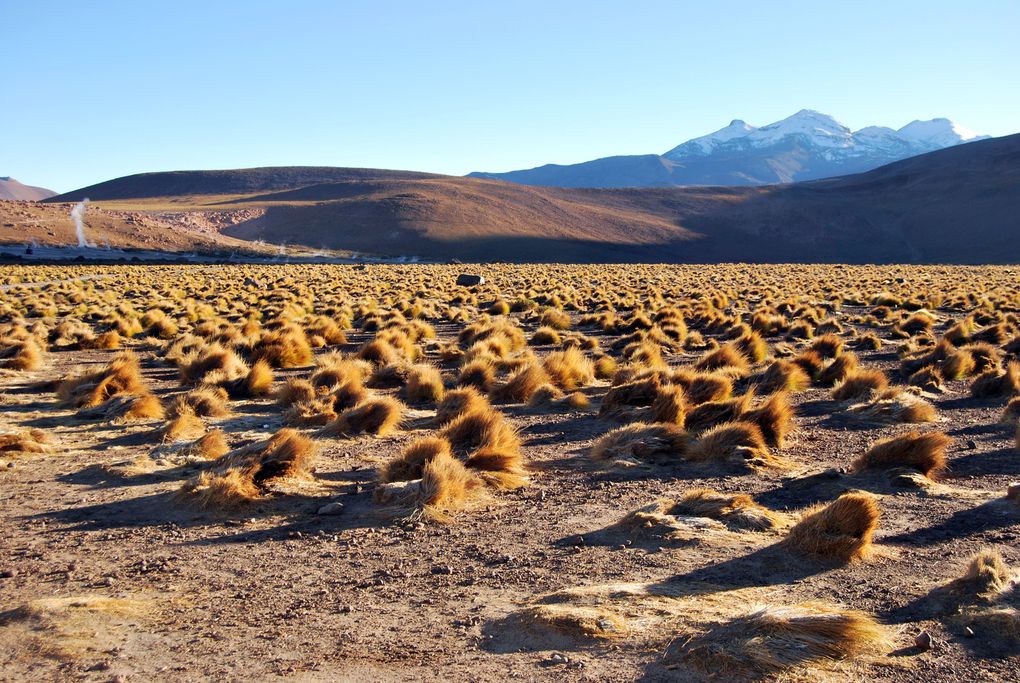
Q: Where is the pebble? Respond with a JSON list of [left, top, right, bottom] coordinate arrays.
[[966, 440, 977, 450], [547, 653, 569, 665], [1007, 482, 1020, 500], [0, 569, 17, 579], [914, 631, 933, 651], [316, 502, 345, 516]]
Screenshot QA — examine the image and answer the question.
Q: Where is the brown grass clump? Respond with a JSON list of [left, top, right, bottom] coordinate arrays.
[[593, 354, 617, 379], [782, 492, 880, 563], [757, 359, 811, 394], [458, 358, 496, 392], [676, 602, 888, 676], [854, 332, 883, 350], [847, 388, 937, 424], [490, 363, 551, 403], [530, 326, 562, 346], [743, 392, 795, 448], [191, 430, 229, 460], [161, 400, 205, 442], [250, 325, 314, 368], [441, 407, 521, 454], [57, 351, 147, 408], [695, 343, 750, 375], [685, 393, 754, 433], [791, 350, 825, 381], [677, 372, 734, 405], [671, 488, 786, 531], [942, 348, 977, 380], [406, 364, 445, 403], [182, 385, 230, 417], [810, 333, 845, 359], [379, 436, 453, 483], [320, 397, 405, 438], [687, 421, 775, 468], [0, 339, 43, 370], [649, 383, 687, 425], [817, 352, 859, 387], [600, 375, 661, 416], [1000, 397, 1020, 425], [435, 387, 490, 425], [542, 347, 595, 391], [971, 361, 1020, 398], [179, 344, 248, 386], [373, 449, 483, 521], [0, 429, 53, 455], [179, 428, 316, 508], [276, 378, 317, 406], [590, 422, 688, 464], [909, 365, 944, 393], [850, 431, 950, 478], [832, 369, 889, 401]]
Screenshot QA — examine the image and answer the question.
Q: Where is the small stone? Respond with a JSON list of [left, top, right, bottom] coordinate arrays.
[[548, 653, 569, 665], [0, 569, 17, 579], [964, 626, 975, 637], [966, 440, 977, 450], [914, 631, 933, 650], [316, 502, 345, 516], [1007, 482, 1020, 501]]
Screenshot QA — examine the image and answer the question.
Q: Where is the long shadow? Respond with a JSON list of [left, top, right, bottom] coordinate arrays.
[[883, 499, 1019, 547], [945, 447, 1020, 477], [794, 398, 845, 418]]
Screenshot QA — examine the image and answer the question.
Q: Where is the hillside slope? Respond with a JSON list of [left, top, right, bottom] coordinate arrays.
[[0, 177, 57, 201], [46, 133, 1020, 263]]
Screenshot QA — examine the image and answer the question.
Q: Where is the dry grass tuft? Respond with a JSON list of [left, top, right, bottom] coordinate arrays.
[[406, 364, 446, 403], [782, 492, 880, 563], [672, 488, 787, 531], [743, 392, 795, 447], [758, 359, 811, 394], [971, 361, 1020, 398], [832, 369, 889, 401], [319, 397, 405, 438], [374, 449, 484, 522], [435, 387, 490, 425], [379, 436, 453, 483], [0, 429, 53, 455], [543, 347, 595, 391], [649, 383, 687, 425], [687, 421, 778, 468], [851, 431, 950, 478], [590, 422, 688, 464], [490, 363, 551, 403]]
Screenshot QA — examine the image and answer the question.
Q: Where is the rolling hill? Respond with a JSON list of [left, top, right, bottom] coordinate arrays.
[[0, 177, 57, 201], [44, 133, 1020, 264]]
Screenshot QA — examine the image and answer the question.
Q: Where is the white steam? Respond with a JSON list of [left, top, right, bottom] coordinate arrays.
[[71, 198, 94, 248]]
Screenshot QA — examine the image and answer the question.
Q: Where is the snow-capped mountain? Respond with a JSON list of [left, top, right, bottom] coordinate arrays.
[[468, 110, 989, 188]]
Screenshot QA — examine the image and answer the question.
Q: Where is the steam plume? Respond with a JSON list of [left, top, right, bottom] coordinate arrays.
[[71, 199, 94, 248]]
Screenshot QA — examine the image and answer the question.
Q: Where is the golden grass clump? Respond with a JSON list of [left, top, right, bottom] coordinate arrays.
[[0, 429, 53, 455], [57, 351, 147, 408], [851, 430, 950, 478], [179, 344, 248, 386], [542, 347, 595, 391], [671, 488, 786, 531], [441, 406, 521, 454], [817, 352, 859, 387], [490, 362, 551, 403], [649, 383, 687, 425], [810, 333, 845, 359], [758, 359, 811, 394], [675, 371, 734, 405], [250, 324, 314, 368], [435, 387, 490, 425], [1001, 396, 1020, 425], [161, 400, 205, 442], [458, 358, 496, 392], [319, 396, 405, 438], [687, 421, 776, 468], [743, 392, 795, 448], [694, 343, 750, 375], [590, 422, 688, 463], [406, 364, 446, 403], [832, 368, 889, 401], [276, 378, 317, 406], [179, 428, 316, 508], [676, 602, 888, 676], [379, 436, 453, 483], [0, 338, 43, 370], [847, 388, 937, 424], [782, 492, 880, 563], [971, 361, 1020, 398], [373, 449, 484, 522], [530, 326, 562, 346], [685, 393, 753, 434], [182, 385, 230, 417]]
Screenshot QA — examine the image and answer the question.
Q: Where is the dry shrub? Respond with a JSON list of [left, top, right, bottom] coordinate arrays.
[[374, 449, 483, 521], [368, 361, 412, 388], [600, 375, 661, 416], [251, 325, 314, 368], [490, 363, 551, 403], [758, 359, 811, 394], [191, 430, 229, 460], [0, 429, 53, 455], [1001, 397, 1020, 425], [57, 351, 147, 408], [677, 371, 733, 405], [379, 436, 452, 483], [686, 393, 753, 434], [96, 330, 122, 349], [593, 355, 617, 379], [649, 383, 687, 425], [909, 365, 944, 393], [942, 348, 977, 380], [847, 389, 937, 424], [435, 387, 490, 425], [832, 369, 889, 401], [676, 602, 888, 676], [971, 361, 1020, 398], [743, 392, 795, 447], [854, 332, 882, 350], [851, 431, 950, 478], [687, 421, 776, 468], [817, 352, 858, 387], [782, 492, 879, 563], [229, 358, 274, 397], [441, 407, 521, 454], [735, 332, 768, 363], [161, 400, 205, 442], [183, 385, 230, 417], [530, 326, 562, 346], [543, 347, 595, 391], [792, 350, 825, 380], [276, 378, 317, 406], [179, 428, 316, 508], [672, 488, 786, 531], [179, 344, 248, 385], [320, 397, 405, 438], [810, 333, 845, 359], [310, 354, 370, 390], [406, 364, 445, 403], [590, 422, 688, 463], [458, 358, 496, 392], [0, 339, 43, 370], [695, 343, 750, 375]]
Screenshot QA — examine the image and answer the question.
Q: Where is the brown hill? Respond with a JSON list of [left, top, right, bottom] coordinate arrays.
[[46, 133, 1020, 263], [0, 177, 57, 201]]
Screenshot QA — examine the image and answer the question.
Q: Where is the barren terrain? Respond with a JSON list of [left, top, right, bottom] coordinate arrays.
[[1, 263, 1019, 682]]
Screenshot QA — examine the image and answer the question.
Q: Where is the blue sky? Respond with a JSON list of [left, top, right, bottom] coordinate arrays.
[[4, 0, 1018, 192]]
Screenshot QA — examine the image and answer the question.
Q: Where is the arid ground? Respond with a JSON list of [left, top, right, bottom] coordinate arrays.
[[1, 263, 1019, 682]]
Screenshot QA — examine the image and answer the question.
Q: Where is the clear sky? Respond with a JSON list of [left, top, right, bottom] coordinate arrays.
[[4, 0, 1018, 192]]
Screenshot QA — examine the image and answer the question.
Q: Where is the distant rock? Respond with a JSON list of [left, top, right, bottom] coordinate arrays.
[[456, 274, 485, 286]]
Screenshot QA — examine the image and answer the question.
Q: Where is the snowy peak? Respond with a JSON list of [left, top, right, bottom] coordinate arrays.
[[664, 110, 985, 161], [897, 118, 988, 150]]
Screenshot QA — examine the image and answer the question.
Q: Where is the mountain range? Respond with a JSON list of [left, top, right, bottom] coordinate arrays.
[[36, 132, 1020, 264], [468, 110, 988, 187]]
